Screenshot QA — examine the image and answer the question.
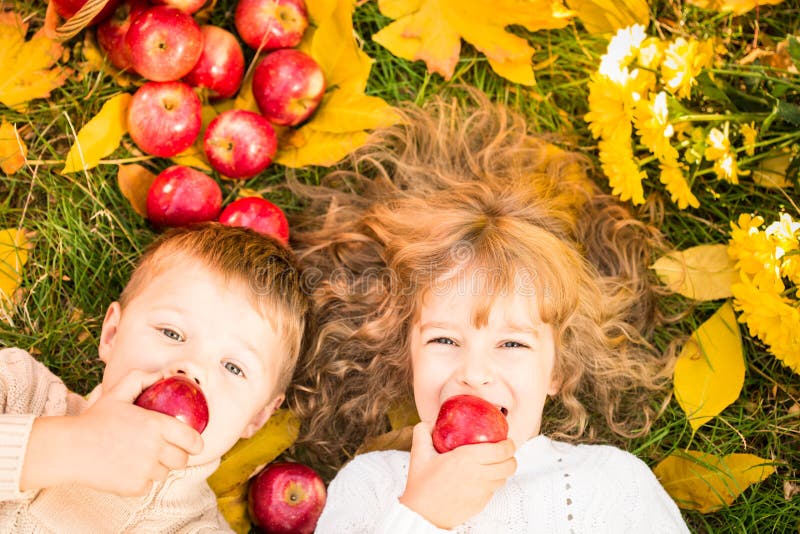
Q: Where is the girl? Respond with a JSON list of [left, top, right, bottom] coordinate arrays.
[[288, 92, 688, 532]]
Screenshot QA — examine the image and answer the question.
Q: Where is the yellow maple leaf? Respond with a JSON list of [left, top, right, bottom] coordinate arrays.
[[373, 0, 573, 85], [0, 121, 27, 175], [117, 164, 157, 218], [564, 0, 648, 35], [0, 228, 30, 314], [651, 244, 738, 301], [674, 301, 745, 433], [0, 11, 72, 111], [62, 93, 132, 174], [686, 0, 784, 15], [654, 450, 775, 513], [275, 128, 370, 167]]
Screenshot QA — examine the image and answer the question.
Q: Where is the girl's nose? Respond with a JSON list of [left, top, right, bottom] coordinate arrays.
[[458, 351, 493, 387]]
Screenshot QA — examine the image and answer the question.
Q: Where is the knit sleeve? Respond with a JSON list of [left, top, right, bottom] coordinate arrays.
[[315, 451, 451, 534], [0, 348, 69, 501]]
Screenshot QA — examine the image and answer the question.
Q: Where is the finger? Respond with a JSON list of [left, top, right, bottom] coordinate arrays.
[[159, 444, 190, 471], [410, 422, 436, 457], [106, 369, 166, 402], [149, 463, 170, 484], [478, 456, 517, 482], [457, 439, 516, 465], [160, 417, 204, 456]]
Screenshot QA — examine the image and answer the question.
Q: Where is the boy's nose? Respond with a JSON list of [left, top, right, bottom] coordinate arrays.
[[170, 363, 205, 387]]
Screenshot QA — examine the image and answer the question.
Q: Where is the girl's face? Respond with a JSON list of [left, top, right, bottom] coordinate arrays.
[[409, 275, 559, 449]]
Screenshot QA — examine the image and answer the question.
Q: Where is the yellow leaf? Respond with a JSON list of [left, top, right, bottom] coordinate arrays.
[[216, 482, 252, 534], [564, 0, 648, 34], [62, 93, 131, 174], [78, 31, 134, 88], [0, 12, 72, 111], [0, 228, 30, 311], [233, 71, 259, 114], [0, 121, 26, 175], [374, 0, 573, 84], [651, 244, 737, 301], [357, 426, 414, 455], [275, 129, 369, 168], [685, 0, 784, 15], [117, 164, 157, 218], [387, 399, 420, 430], [208, 408, 299, 497], [311, 91, 399, 133], [654, 451, 775, 513], [305, 0, 339, 23], [751, 151, 793, 189], [674, 302, 745, 432]]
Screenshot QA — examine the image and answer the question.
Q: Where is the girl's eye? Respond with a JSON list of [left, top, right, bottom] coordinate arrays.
[[161, 328, 183, 342], [429, 337, 457, 346], [223, 361, 245, 377], [501, 341, 528, 348]]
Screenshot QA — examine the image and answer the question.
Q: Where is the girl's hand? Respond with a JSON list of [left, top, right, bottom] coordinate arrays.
[[21, 370, 204, 496], [398, 422, 517, 529]]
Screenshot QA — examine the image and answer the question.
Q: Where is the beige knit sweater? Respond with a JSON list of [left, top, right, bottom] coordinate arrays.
[[0, 348, 232, 533]]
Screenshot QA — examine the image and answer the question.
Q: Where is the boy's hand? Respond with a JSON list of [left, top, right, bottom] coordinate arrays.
[[398, 422, 517, 529], [22, 370, 204, 496]]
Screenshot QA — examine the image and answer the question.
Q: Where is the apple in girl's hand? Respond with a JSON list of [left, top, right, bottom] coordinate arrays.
[[96, 0, 150, 71], [203, 110, 277, 179], [183, 25, 245, 100], [248, 462, 326, 534], [128, 81, 202, 157], [252, 49, 325, 127], [218, 197, 289, 245], [146, 166, 222, 228], [432, 395, 508, 453], [50, 0, 120, 26], [234, 0, 308, 51], [152, 0, 206, 14], [135, 375, 209, 433], [126, 5, 204, 81]]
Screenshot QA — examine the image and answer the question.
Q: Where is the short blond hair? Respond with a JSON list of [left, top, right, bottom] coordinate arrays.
[[120, 223, 308, 393]]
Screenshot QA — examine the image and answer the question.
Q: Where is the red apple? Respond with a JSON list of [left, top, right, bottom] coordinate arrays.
[[146, 165, 222, 227], [203, 110, 277, 179], [50, 0, 120, 26], [151, 0, 206, 14], [126, 5, 204, 81], [248, 462, 326, 534], [252, 49, 325, 127], [135, 375, 209, 433], [234, 0, 308, 51], [96, 0, 150, 71], [183, 25, 245, 100], [128, 81, 202, 157], [218, 197, 289, 245], [431, 395, 508, 453]]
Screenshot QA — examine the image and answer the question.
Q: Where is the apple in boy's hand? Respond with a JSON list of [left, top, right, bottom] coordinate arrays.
[[234, 0, 308, 51], [183, 25, 245, 100], [96, 0, 150, 71], [218, 197, 289, 245], [151, 0, 206, 14], [432, 395, 508, 453], [126, 5, 204, 81], [252, 49, 325, 127], [248, 462, 326, 534], [135, 375, 209, 433], [127, 81, 202, 157], [146, 166, 222, 228], [50, 0, 120, 26], [203, 110, 277, 179]]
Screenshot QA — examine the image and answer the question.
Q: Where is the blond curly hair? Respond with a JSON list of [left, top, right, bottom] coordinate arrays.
[[287, 92, 672, 476]]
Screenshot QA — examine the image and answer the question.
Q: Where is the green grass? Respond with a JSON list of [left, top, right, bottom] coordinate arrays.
[[1, 0, 798, 532]]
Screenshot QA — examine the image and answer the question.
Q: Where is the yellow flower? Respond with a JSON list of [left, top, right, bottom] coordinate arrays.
[[598, 136, 646, 205], [634, 91, 678, 162], [728, 214, 780, 279], [741, 122, 757, 156], [713, 153, 742, 184], [658, 159, 699, 209], [599, 24, 647, 81], [686, 0, 785, 15], [637, 37, 665, 70], [704, 125, 743, 183], [584, 74, 635, 141], [661, 37, 715, 99]]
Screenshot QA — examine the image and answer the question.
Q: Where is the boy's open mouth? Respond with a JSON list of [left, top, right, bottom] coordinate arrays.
[[499, 406, 508, 417]]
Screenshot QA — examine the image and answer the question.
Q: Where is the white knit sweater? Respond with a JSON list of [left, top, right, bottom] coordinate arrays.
[[316, 434, 690, 533]]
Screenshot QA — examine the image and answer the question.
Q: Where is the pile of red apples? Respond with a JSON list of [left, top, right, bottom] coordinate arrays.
[[52, 0, 323, 243]]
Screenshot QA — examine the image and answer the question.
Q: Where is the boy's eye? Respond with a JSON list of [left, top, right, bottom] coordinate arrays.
[[429, 337, 457, 346], [224, 361, 245, 377], [501, 341, 528, 348], [161, 328, 183, 342]]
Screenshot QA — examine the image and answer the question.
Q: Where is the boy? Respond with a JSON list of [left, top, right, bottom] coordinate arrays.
[[0, 223, 308, 532]]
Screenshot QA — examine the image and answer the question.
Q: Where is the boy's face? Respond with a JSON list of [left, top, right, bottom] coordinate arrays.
[[99, 259, 286, 466], [408, 274, 559, 449]]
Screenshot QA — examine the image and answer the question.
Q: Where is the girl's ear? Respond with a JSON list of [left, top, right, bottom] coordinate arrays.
[[240, 394, 285, 439], [98, 302, 122, 364]]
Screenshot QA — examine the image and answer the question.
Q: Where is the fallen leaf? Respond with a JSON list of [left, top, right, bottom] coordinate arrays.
[[686, 0, 784, 15], [275, 128, 369, 167], [387, 399, 420, 430], [310, 91, 398, 133], [654, 450, 775, 513], [564, 0, 648, 34], [674, 302, 745, 432], [373, 0, 573, 84], [0, 11, 72, 110], [310, 0, 373, 93], [751, 151, 793, 189], [215, 482, 252, 534], [77, 31, 135, 87], [357, 426, 414, 455], [208, 408, 300, 497], [0, 121, 27, 175], [117, 164, 158, 217], [0, 228, 30, 311], [62, 93, 132, 174], [652, 244, 737, 301]]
